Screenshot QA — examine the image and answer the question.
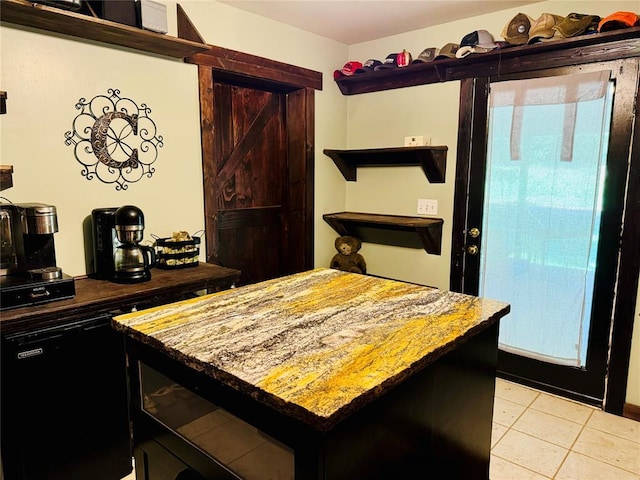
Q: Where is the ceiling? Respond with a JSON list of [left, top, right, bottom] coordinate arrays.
[[218, 0, 543, 45]]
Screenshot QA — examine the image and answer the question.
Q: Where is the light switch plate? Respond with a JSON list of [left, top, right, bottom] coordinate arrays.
[[404, 136, 424, 147]]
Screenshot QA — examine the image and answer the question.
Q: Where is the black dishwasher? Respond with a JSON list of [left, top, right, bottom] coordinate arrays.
[[1, 314, 132, 480]]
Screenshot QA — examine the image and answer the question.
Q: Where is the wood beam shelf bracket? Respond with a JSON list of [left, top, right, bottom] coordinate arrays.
[[0, 165, 14, 191]]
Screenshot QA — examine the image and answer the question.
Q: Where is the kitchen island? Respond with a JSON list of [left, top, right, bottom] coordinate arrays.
[[113, 268, 510, 480]]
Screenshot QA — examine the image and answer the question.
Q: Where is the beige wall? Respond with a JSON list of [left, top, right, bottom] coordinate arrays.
[[175, 1, 349, 269], [0, 0, 637, 406], [1, 28, 205, 274], [0, 0, 348, 276], [343, 1, 640, 404]]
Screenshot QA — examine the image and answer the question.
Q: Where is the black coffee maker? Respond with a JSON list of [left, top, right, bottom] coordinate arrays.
[[91, 207, 119, 280], [91, 205, 155, 282], [113, 205, 156, 283]]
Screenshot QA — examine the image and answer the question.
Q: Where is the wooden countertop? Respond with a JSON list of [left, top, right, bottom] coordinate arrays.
[[0, 263, 241, 334], [113, 268, 510, 431]]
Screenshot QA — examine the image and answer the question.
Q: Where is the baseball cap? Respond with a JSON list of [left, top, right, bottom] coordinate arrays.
[[374, 53, 400, 71], [501, 13, 533, 45], [553, 13, 600, 38], [598, 11, 640, 32], [460, 29, 498, 49], [333, 61, 363, 80], [456, 30, 498, 58], [411, 47, 439, 64], [528, 13, 565, 43], [355, 59, 383, 74], [433, 43, 460, 60]]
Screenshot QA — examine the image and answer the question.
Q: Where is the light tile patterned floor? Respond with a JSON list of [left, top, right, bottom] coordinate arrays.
[[121, 378, 640, 479], [491, 378, 640, 480]]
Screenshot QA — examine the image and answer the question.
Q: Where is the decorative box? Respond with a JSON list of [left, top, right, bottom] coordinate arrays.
[[87, 0, 139, 28], [39, 0, 82, 10], [139, 0, 168, 34], [154, 233, 200, 269]]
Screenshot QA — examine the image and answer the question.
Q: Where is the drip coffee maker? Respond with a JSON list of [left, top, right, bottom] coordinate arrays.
[[91, 207, 119, 280], [113, 205, 156, 283]]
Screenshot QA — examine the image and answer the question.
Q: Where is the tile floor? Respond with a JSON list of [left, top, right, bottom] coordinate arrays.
[[122, 378, 640, 480], [491, 378, 639, 480]]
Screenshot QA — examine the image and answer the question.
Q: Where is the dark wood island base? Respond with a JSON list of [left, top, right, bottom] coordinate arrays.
[[128, 323, 498, 480]]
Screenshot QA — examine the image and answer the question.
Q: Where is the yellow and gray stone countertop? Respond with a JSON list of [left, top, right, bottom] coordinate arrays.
[[113, 268, 510, 431]]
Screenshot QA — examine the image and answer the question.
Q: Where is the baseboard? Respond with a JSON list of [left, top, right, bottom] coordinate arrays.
[[623, 402, 640, 422]]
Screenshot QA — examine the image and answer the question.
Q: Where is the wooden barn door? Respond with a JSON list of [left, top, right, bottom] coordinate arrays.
[[210, 83, 288, 285], [189, 46, 321, 286]]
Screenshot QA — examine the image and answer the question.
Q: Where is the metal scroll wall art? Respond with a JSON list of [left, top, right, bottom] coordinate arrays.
[[64, 88, 163, 190]]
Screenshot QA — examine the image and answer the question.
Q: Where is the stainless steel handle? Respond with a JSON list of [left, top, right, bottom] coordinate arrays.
[[30, 290, 51, 299]]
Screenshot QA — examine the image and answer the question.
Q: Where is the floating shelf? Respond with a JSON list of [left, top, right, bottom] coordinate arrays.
[[0, 0, 211, 58], [333, 27, 640, 95], [323, 212, 444, 255], [323, 146, 447, 182], [0, 165, 14, 190]]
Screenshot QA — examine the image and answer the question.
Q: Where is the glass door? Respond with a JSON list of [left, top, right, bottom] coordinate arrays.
[[452, 60, 639, 406], [481, 72, 612, 370]]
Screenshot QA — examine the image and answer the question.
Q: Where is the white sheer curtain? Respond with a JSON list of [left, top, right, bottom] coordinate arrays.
[[480, 71, 612, 367], [490, 71, 610, 161]]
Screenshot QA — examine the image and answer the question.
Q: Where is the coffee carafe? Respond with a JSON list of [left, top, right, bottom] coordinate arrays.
[[113, 205, 156, 283]]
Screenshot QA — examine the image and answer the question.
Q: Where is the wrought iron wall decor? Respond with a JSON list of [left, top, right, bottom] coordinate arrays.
[[64, 88, 163, 190]]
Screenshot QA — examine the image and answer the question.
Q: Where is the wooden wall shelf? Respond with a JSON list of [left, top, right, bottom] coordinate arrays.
[[0, 0, 211, 58], [334, 27, 640, 95], [323, 212, 444, 255], [0, 165, 13, 190], [323, 146, 447, 182]]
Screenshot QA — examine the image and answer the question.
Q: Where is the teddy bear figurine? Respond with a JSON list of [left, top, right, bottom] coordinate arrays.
[[330, 235, 367, 274]]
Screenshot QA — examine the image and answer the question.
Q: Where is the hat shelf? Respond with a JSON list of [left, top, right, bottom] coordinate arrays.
[[323, 146, 447, 182], [323, 212, 444, 255], [333, 27, 640, 95]]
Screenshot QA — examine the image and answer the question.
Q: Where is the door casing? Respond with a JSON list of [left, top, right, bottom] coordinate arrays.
[[450, 59, 640, 415], [186, 46, 322, 285]]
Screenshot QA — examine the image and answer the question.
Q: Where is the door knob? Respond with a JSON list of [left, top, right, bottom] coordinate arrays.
[[467, 245, 479, 255], [469, 227, 480, 238]]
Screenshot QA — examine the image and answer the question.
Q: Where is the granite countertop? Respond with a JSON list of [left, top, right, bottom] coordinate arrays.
[[113, 268, 509, 431], [0, 263, 240, 334]]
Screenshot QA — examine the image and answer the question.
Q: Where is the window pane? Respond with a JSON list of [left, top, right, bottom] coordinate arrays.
[[480, 79, 612, 367]]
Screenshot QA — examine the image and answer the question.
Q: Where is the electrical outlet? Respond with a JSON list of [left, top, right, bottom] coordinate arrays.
[[404, 135, 424, 147], [417, 198, 438, 215]]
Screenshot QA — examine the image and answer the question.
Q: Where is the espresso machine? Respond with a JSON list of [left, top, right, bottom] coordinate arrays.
[[0, 202, 75, 309]]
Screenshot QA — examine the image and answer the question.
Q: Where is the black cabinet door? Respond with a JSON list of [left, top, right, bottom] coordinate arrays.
[[1, 316, 132, 480]]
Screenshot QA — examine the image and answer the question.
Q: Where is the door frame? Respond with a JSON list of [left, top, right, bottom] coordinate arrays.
[[185, 45, 322, 279], [450, 59, 640, 415]]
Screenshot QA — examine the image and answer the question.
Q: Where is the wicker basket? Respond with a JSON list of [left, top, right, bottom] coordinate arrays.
[[154, 235, 201, 269]]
